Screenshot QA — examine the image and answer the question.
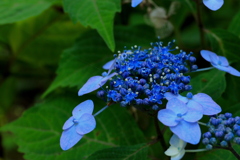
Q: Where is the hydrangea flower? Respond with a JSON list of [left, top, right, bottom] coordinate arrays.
[[200, 50, 240, 77], [164, 92, 221, 116], [97, 41, 198, 110], [131, 0, 143, 7], [202, 0, 224, 11], [78, 72, 117, 96], [158, 98, 202, 144], [60, 100, 96, 150], [165, 134, 187, 160]]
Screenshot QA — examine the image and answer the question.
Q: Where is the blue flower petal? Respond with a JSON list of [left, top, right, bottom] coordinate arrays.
[[203, 0, 224, 11], [158, 109, 178, 127], [211, 63, 229, 72], [131, 0, 143, 7], [78, 76, 104, 96], [200, 50, 219, 65], [164, 92, 188, 103], [100, 72, 117, 86], [76, 113, 96, 135], [218, 56, 229, 66], [192, 93, 221, 115], [60, 125, 83, 150], [184, 109, 203, 122], [103, 59, 116, 73], [170, 121, 201, 144], [62, 116, 74, 130], [186, 100, 203, 113], [228, 66, 240, 77], [166, 98, 188, 115], [72, 100, 94, 119]]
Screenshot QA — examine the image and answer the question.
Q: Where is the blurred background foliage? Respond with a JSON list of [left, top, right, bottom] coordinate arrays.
[[0, 0, 240, 160]]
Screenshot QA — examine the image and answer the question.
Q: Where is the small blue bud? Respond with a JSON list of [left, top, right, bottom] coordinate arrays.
[[215, 131, 224, 138], [203, 132, 212, 138], [220, 141, 228, 147], [139, 78, 147, 85], [209, 137, 217, 145], [202, 138, 210, 145], [234, 137, 240, 145], [186, 92, 193, 99], [191, 65, 198, 71], [189, 56, 196, 63], [224, 132, 234, 141], [225, 113, 232, 118], [206, 144, 213, 150]]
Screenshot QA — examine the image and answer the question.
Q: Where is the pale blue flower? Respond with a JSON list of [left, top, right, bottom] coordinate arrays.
[[203, 0, 224, 11], [164, 92, 222, 116], [132, 0, 143, 7], [158, 98, 202, 144], [201, 50, 240, 77], [165, 134, 187, 160], [60, 100, 96, 150]]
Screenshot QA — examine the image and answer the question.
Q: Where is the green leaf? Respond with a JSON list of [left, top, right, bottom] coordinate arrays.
[[190, 69, 226, 100], [42, 25, 155, 97], [62, 0, 121, 51], [228, 10, 240, 37], [8, 8, 85, 66], [0, 0, 56, 24], [86, 144, 148, 160], [206, 29, 240, 61], [1, 94, 145, 160]]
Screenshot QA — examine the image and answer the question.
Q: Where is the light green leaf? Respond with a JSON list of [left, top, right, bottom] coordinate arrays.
[[190, 69, 226, 100], [206, 29, 240, 61], [8, 8, 85, 66], [62, 0, 121, 51], [1, 95, 145, 160], [42, 25, 155, 97], [0, 0, 56, 24], [228, 10, 240, 37], [86, 144, 148, 160]]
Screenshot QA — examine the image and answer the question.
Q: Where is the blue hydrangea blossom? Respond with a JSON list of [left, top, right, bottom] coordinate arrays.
[[60, 100, 96, 150], [158, 98, 202, 144], [200, 50, 240, 77], [203, 0, 224, 11], [165, 134, 187, 160]]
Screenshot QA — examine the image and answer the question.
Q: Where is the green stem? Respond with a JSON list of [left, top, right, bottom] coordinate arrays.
[[154, 116, 168, 151], [195, 0, 205, 48]]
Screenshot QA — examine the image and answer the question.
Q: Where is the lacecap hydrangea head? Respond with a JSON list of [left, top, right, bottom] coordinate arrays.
[[97, 40, 198, 112]]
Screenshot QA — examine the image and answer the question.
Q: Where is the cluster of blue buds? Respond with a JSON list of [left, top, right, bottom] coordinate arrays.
[[97, 41, 197, 111], [202, 113, 240, 149]]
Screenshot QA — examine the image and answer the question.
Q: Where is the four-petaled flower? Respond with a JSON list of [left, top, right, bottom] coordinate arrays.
[[60, 100, 96, 150], [201, 50, 240, 77], [203, 0, 224, 11], [165, 134, 187, 160], [158, 98, 202, 144]]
